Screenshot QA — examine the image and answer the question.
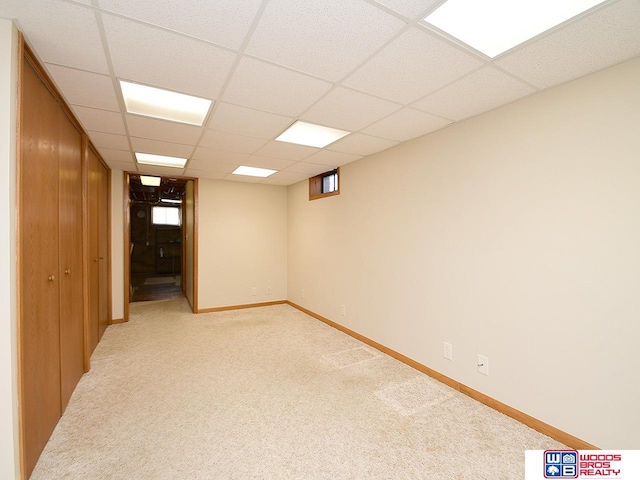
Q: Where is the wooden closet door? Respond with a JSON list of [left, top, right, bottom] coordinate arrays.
[[58, 107, 84, 411], [19, 60, 62, 479], [88, 148, 110, 353], [87, 148, 101, 355], [98, 161, 109, 339]]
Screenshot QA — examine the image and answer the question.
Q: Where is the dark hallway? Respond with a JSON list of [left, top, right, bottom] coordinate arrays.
[[129, 175, 187, 302]]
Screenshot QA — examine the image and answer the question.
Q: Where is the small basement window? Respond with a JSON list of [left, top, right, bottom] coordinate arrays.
[[309, 168, 340, 201], [152, 206, 181, 226]]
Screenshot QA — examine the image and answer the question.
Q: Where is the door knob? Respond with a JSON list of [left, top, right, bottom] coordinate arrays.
[[48, 275, 55, 282], [65, 269, 70, 275]]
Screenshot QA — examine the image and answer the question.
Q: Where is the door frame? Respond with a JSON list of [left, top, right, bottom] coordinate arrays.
[[123, 173, 198, 321]]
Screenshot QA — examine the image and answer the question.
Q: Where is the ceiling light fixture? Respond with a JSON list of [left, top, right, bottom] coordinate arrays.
[[135, 152, 187, 168], [422, 0, 607, 58], [140, 175, 161, 186], [120, 80, 212, 126], [232, 166, 277, 178], [275, 120, 351, 148]]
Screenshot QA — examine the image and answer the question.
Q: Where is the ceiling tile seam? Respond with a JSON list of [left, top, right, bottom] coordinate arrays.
[[185, 0, 272, 172], [363, 0, 448, 23], [41, 61, 113, 81], [94, 8, 144, 172], [358, 0, 424, 22], [413, 22, 496, 68], [403, 63, 536, 119], [288, 22, 415, 127], [89, 8, 243, 57]]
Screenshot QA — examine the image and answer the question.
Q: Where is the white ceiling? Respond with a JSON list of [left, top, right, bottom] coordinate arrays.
[[2, 0, 640, 185]]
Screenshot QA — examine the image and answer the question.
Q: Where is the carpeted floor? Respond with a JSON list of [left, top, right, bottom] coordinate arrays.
[[31, 298, 565, 479]]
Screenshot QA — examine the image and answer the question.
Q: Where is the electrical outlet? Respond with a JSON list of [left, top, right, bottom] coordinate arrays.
[[443, 342, 453, 361], [340, 304, 346, 316], [251, 287, 257, 296], [266, 287, 272, 294], [477, 355, 489, 376]]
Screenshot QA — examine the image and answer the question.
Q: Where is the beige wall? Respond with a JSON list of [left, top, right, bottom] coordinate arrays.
[[111, 170, 124, 321], [184, 180, 195, 308], [0, 18, 20, 479], [198, 179, 287, 310], [288, 57, 640, 449]]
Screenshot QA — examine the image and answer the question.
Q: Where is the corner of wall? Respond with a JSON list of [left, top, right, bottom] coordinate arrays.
[[0, 17, 21, 480]]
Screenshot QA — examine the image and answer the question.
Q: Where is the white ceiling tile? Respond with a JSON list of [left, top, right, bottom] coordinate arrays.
[[495, 0, 640, 89], [191, 148, 249, 165], [304, 150, 363, 168], [343, 27, 483, 104], [301, 87, 402, 131], [72, 106, 126, 135], [199, 130, 268, 154], [282, 162, 333, 176], [263, 170, 309, 182], [362, 107, 451, 141], [372, 0, 442, 20], [88, 132, 130, 151], [136, 165, 186, 177], [105, 161, 136, 172], [130, 138, 194, 158], [327, 133, 399, 156], [102, 13, 236, 99], [222, 57, 333, 117], [243, 156, 296, 171], [126, 115, 203, 145], [186, 159, 240, 174], [96, 148, 135, 164], [183, 169, 226, 180], [208, 103, 295, 139], [45, 64, 120, 111], [259, 176, 301, 186], [245, 0, 405, 82], [8, 0, 109, 73], [223, 174, 263, 184], [96, 0, 262, 50], [255, 141, 319, 161], [412, 67, 536, 121]]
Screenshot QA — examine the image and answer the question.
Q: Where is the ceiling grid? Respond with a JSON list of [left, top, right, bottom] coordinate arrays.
[[1, 0, 638, 185]]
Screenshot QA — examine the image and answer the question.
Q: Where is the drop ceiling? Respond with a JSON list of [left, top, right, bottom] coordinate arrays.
[[2, 0, 639, 186]]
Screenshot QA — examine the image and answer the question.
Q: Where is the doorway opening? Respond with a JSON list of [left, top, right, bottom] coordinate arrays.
[[128, 175, 188, 303]]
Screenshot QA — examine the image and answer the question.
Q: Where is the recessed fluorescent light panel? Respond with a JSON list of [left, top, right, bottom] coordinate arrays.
[[120, 80, 212, 126], [140, 175, 161, 186], [276, 121, 350, 148], [422, 0, 607, 58], [135, 152, 187, 168], [232, 166, 277, 178]]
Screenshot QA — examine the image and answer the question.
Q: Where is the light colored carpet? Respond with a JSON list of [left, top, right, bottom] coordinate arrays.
[[143, 276, 176, 285], [31, 298, 565, 479]]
